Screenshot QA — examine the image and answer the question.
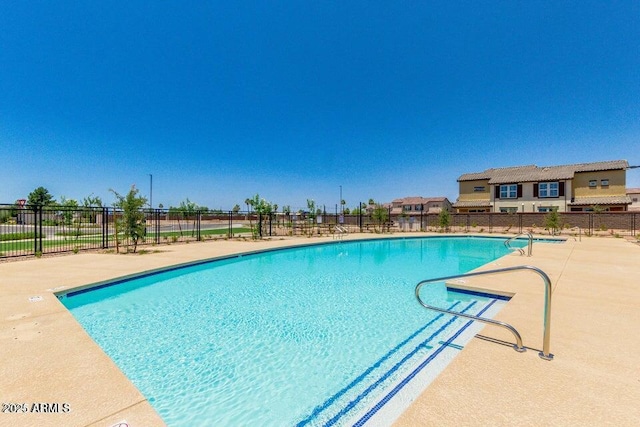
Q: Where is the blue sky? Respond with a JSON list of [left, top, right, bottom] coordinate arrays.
[[1, 1, 638, 211]]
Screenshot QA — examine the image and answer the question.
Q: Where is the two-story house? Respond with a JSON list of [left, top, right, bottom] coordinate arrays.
[[390, 196, 452, 215], [627, 188, 640, 211], [453, 160, 631, 213]]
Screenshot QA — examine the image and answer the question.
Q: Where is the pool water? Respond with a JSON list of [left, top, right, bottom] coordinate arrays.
[[61, 237, 522, 426]]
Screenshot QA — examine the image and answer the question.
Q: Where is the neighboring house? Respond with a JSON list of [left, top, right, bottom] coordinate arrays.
[[453, 160, 631, 213], [627, 188, 640, 211], [389, 196, 452, 215]]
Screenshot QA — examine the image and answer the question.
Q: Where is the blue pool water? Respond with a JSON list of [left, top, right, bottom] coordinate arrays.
[[61, 237, 525, 426]]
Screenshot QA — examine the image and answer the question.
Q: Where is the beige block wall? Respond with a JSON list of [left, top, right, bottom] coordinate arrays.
[[573, 170, 626, 197]]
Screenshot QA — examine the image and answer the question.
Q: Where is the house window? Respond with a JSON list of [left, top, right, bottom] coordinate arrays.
[[500, 184, 517, 199], [589, 180, 597, 188], [403, 205, 411, 211], [538, 207, 558, 213], [414, 205, 422, 211], [601, 179, 609, 187], [500, 207, 518, 213], [473, 186, 485, 192], [633, 197, 638, 202], [539, 182, 559, 198]]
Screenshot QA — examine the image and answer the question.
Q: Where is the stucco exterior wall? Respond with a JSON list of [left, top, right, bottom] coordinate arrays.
[[573, 170, 626, 197], [458, 180, 490, 201]]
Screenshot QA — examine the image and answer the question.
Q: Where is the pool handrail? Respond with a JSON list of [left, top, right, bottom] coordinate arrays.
[[569, 226, 582, 241], [504, 233, 533, 256], [415, 265, 553, 360], [333, 225, 349, 240]]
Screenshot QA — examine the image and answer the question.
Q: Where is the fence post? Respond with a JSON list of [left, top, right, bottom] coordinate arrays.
[[155, 209, 160, 244], [33, 205, 39, 255], [101, 207, 107, 248], [38, 206, 43, 254], [519, 213, 523, 234], [269, 212, 272, 236], [197, 210, 202, 241], [228, 211, 233, 238]]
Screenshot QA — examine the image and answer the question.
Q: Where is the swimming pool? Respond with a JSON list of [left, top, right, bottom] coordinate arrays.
[[60, 237, 523, 426]]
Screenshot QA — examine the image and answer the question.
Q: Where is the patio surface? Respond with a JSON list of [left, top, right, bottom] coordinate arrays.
[[1, 234, 639, 426]]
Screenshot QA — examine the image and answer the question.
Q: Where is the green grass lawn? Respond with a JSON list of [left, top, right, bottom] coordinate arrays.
[[0, 227, 253, 255]]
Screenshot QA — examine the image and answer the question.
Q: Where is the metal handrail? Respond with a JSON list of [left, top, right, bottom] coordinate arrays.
[[504, 233, 533, 256], [415, 265, 553, 360], [569, 226, 581, 242], [333, 225, 348, 240]]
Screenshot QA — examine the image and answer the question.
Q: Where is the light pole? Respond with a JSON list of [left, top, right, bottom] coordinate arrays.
[[339, 185, 343, 215]]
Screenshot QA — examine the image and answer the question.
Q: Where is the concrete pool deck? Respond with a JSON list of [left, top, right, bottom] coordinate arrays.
[[1, 234, 638, 426]]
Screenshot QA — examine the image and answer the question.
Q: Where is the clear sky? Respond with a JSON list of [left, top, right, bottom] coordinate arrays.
[[1, 1, 639, 211]]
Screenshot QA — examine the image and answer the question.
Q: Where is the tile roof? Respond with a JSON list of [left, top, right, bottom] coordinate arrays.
[[458, 160, 629, 184], [451, 200, 491, 208], [391, 196, 448, 204], [626, 188, 640, 194], [569, 196, 632, 206]]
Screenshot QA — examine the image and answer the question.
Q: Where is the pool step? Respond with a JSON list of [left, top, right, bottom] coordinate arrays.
[[296, 298, 497, 426]]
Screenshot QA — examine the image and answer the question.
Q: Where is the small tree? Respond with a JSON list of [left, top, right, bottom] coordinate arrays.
[[249, 194, 272, 238], [81, 193, 103, 226], [110, 185, 147, 253], [179, 198, 200, 237], [372, 204, 389, 233], [232, 204, 241, 214], [544, 209, 560, 235], [438, 209, 451, 232], [58, 196, 79, 228], [306, 199, 316, 236]]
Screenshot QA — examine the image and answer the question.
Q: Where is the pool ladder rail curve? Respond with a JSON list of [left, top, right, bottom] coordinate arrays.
[[415, 265, 554, 361], [333, 225, 349, 240], [504, 233, 533, 256]]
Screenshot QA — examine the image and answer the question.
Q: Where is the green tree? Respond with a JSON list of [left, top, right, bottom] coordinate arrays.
[[232, 204, 241, 214], [544, 209, 561, 235], [179, 198, 200, 237], [438, 209, 451, 232], [372, 204, 389, 233], [27, 187, 56, 207], [58, 196, 79, 227], [83, 194, 103, 208], [110, 185, 147, 253], [80, 193, 103, 226], [306, 199, 317, 236], [249, 194, 273, 238], [168, 198, 203, 237]]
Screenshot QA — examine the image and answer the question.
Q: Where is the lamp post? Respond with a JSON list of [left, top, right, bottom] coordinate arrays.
[[532, 202, 536, 212], [521, 203, 524, 213], [339, 185, 343, 215]]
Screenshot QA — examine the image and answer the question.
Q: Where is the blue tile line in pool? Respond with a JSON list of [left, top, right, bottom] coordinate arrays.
[[295, 301, 463, 427], [352, 298, 499, 426], [323, 300, 480, 427]]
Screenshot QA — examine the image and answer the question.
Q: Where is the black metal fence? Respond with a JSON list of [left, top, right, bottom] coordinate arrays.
[[0, 204, 638, 259]]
